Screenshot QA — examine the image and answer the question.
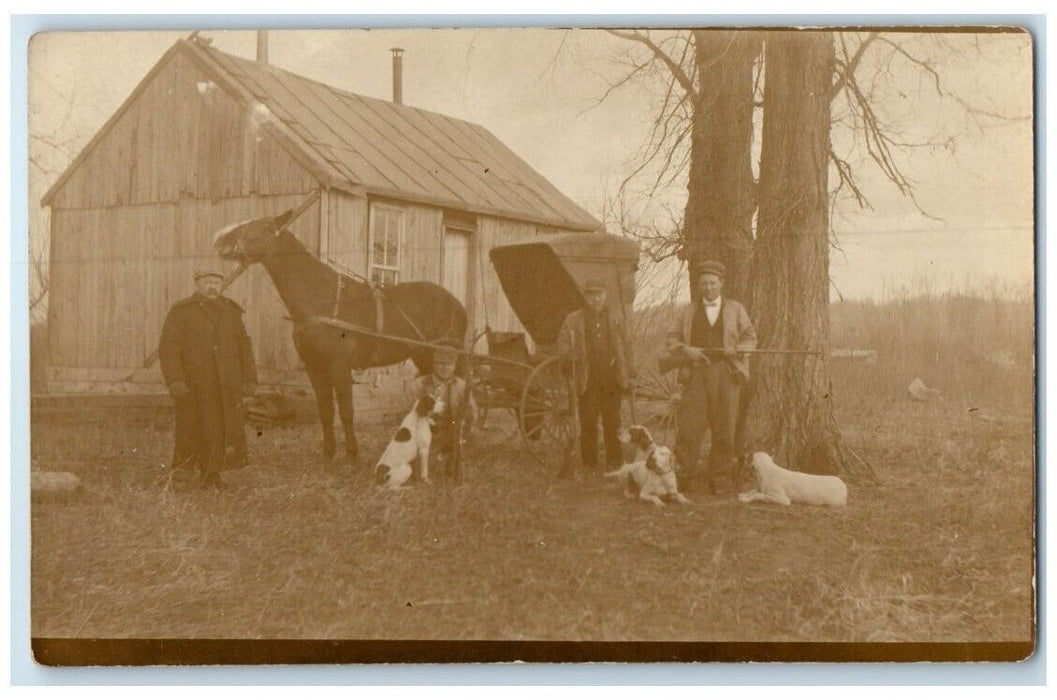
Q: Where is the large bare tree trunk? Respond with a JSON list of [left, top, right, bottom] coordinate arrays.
[[750, 31, 867, 478], [683, 30, 760, 303]]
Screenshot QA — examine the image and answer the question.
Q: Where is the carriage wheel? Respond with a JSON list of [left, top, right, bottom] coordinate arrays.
[[519, 355, 578, 468], [629, 363, 682, 449]]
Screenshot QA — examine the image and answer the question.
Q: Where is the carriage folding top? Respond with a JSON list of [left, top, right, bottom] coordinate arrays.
[[488, 232, 641, 347]]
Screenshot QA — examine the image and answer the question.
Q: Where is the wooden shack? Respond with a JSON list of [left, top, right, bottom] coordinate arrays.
[[40, 37, 601, 413]]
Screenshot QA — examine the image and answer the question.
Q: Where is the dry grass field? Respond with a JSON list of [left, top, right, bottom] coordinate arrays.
[[29, 292, 1035, 649]]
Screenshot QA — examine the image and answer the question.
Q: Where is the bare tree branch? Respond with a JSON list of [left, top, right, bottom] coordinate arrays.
[[830, 32, 879, 102], [605, 29, 698, 102], [830, 149, 872, 209]]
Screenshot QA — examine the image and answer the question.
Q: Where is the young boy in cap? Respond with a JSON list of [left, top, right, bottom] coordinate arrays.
[[666, 260, 756, 495], [409, 343, 478, 480], [554, 278, 633, 478]]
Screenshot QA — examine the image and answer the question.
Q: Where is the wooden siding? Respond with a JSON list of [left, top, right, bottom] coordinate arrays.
[[474, 217, 536, 346], [323, 189, 368, 275], [401, 201, 444, 285], [47, 193, 320, 381], [473, 217, 582, 353], [50, 51, 316, 210]]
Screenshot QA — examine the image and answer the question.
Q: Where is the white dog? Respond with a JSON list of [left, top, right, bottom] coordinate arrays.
[[374, 394, 441, 490], [737, 451, 848, 507], [605, 445, 689, 507]]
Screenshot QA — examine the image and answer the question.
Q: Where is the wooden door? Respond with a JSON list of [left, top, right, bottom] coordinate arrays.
[[442, 226, 473, 306]]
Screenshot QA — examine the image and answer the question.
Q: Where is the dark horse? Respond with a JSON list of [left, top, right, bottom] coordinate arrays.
[[214, 209, 468, 466]]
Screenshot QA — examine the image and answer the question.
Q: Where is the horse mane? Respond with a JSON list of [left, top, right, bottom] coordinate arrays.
[[269, 228, 374, 302]]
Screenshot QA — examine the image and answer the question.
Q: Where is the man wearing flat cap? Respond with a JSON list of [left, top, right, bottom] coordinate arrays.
[[666, 261, 757, 495], [555, 278, 633, 478], [159, 267, 258, 489]]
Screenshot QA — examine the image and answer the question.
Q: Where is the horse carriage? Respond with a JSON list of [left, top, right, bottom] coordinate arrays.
[[210, 210, 678, 472]]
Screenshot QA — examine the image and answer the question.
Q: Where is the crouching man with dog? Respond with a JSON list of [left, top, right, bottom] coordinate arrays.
[[666, 261, 757, 496], [409, 344, 478, 481]]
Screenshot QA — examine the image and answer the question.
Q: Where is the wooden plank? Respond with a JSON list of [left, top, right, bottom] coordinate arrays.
[[145, 70, 161, 204], [77, 208, 91, 369], [179, 52, 203, 199], [97, 208, 112, 369], [401, 203, 442, 284], [132, 206, 150, 365], [124, 93, 140, 205], [327, 190, 368, 274], [48, 365, 163, 383], [32, 393, 172, 410], [195, 95, 214, 199], [47, 209, 65, 365]]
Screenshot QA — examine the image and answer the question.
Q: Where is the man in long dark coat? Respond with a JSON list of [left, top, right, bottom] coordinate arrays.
[[159, 269, 258, 488]]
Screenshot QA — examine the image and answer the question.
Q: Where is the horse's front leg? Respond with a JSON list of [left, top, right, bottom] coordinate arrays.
[[332, 364, 358, 466], [305, 364, 336, 462]]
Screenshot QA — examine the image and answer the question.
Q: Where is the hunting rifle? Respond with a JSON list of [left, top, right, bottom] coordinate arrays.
[[657, 347, 823, 374]]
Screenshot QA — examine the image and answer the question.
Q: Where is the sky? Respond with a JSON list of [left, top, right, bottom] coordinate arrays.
[[27, 28, 1035, 304]]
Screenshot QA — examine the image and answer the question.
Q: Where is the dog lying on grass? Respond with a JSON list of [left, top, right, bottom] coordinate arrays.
[[605, 445, 690, 507], [737, 451, 848, 507], [374, 394, 441, 490]]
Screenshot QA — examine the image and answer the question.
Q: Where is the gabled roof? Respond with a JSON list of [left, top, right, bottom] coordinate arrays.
[[43, 38, 602, 232]]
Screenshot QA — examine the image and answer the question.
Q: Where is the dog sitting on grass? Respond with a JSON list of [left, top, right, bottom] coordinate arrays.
[[737, 451, 848, 507], [374, 394, 440, 490], [605, 445, 689, 507]]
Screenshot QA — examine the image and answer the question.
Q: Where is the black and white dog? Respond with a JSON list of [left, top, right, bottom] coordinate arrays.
[[605, 445, 689, 507], [374, 394, 442, 490], [608, 425, 689, 506]]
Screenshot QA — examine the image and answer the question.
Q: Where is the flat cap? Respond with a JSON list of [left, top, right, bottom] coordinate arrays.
[[583, 278, 606, 293], [194, 268, 225, 281], [697, 260, 726, 280]]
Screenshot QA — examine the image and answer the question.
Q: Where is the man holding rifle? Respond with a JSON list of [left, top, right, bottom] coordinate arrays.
[[666, 261, 757, 496]]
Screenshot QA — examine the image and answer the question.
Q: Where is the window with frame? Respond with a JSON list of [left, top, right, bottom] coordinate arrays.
[[369, 204, 404, 286]]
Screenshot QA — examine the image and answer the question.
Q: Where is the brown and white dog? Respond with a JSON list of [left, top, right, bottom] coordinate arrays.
[[605, 445, 689, 507], [617, 424, 657, 463], [374, 394, 441, 490], [737, 451, 848, 507]]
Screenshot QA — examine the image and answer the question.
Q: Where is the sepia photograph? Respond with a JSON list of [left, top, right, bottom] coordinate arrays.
[[25, 25, 1035, 665]]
